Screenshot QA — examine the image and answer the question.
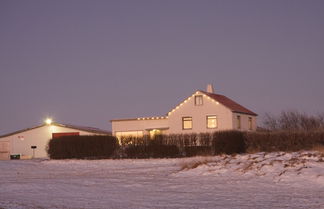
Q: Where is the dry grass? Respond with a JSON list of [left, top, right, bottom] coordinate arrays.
[[312, 145, 324, 153], [179, 156, 215, 170]]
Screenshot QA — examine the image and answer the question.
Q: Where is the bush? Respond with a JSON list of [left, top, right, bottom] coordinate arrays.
[[184, 146, 212, 157], [212, 131, 246, 155], [47, 135, 118, 159], [245, 130, 324, 153], [262, 111, 324, 131], [124, 138, 179, 158]]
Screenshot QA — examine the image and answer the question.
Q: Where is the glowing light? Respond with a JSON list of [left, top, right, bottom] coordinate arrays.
[[45, 118, 52, 125]]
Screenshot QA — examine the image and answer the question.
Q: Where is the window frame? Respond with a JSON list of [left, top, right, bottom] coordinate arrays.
[[248, 117, 253, 130], [206, 115, 218, 129], [194, 95, 203, 106], [237, 115, 241, 129], [182, 117, 193, 130]]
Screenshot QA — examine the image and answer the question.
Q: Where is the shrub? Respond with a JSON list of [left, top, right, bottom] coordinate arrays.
[[47, 135, 118, 159], [184, 146, 212, 157], [199, 133, 212, 146], [245, 130, 324, 153], [124, 138, 179, 158], [262, 111, 324, 131], [212, 131, 246, 155]]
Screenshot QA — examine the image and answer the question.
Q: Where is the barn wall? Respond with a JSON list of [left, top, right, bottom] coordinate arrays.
[[0, 125, 107, 159]]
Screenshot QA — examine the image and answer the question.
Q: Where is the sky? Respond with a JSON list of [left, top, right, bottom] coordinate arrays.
[[0, 0, 324, 134]]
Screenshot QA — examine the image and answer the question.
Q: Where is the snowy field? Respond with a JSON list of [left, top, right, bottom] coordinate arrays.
[[0, 152, 323, 209]]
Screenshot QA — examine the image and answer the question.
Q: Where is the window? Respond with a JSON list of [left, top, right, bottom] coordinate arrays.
[[207, 116, 218, 129], [237, 115, 241, 129], [182, 117, 192, 130], [195, 95, 203, 106], [248, 117, 252, 130], [115, 131, 143, 139]]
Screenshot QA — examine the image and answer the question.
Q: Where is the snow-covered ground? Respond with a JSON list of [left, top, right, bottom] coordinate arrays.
[[0, 152, 323, 209]]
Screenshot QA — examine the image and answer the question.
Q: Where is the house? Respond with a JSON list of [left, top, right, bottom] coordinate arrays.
[[111, 84, 257, 138], [0, 120, 111, 160]]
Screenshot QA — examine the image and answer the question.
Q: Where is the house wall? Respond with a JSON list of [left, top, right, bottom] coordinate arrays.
[[111, 118, 168, 136], [167, 92, 234, 134], [0, 125, 106, 159], [232, 113, 257, 131]]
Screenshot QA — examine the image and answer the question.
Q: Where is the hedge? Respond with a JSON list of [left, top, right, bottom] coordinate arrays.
[[124, 138, 180, 158], [47, 135, 118, 159], [47, 130, 324, 159], [212, 131, 246, 154], [245, 131, 324, 153]]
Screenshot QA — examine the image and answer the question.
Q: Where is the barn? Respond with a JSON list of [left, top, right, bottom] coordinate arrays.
[[0, 120, 111, 160]]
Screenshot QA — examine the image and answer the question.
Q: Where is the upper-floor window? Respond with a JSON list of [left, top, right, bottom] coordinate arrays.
[[248, 117, 252, 130], [182, 117, 192, 130], [237, 115, 241, 129], [194, 95, 203, 106], [207, 115, 218, 129]]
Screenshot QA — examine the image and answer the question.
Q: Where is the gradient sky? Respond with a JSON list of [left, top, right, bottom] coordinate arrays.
[[1, 0, 324, 134]]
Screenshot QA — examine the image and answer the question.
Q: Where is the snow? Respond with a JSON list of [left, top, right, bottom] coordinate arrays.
[[0, 152, 323, 209]]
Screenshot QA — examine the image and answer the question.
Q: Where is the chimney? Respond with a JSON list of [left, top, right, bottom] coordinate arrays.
[[206, 84, 214, 93]]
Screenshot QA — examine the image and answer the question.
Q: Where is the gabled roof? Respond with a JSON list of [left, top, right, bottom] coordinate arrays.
[[57, 123, 111, 135], [199, 91, 258, 116], [0, 122, 111, 138]]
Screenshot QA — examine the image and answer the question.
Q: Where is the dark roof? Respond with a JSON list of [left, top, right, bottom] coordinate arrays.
[[0, 122, 111, 138], [200, 91, 258, 116], [55, 123, 111, 135]]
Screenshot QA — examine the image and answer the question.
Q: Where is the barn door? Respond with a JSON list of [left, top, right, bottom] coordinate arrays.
[[0, 141, 10, 160], [52, 132, 80, 139]]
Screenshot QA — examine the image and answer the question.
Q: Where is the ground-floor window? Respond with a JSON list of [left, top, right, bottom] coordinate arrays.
[[149, 129, 162, 138], [248, 117, 253, 130], [237, 115, 241, 129], [182, 117, 192, 130], [115, 131, 144, 139], [207, 115, 218, 129]]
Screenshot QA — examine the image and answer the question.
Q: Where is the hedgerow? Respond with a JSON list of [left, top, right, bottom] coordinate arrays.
[[47, 130, 324, 159], [47, 135, 118, 159]]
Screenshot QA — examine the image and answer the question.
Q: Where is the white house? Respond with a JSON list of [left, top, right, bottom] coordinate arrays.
[[0, 121, 110, 160], [111, 85, 257, 138]]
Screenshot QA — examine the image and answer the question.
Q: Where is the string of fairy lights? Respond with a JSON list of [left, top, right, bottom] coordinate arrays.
[[136, 91, 220, 120]]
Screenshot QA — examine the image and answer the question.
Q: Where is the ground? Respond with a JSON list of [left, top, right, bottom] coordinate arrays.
[[0, 152, 323, 209]]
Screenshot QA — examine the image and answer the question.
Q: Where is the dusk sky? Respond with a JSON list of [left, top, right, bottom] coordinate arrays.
[[1, 0, 324, 134]]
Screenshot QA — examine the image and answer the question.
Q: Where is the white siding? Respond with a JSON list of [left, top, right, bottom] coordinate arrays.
[[0, 124, 107, 159], [112, 118, 168, 136], [168, 92, 234, 134], [232, 113, 257, 131]]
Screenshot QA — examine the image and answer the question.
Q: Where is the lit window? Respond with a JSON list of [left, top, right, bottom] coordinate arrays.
[[115, 131, 143, 139], [248, 117, 252, 130], [195, 95, 203, 106], [207, 116, 218, 129], [182, 117, 192, 130], [237, 115, 241, 129]]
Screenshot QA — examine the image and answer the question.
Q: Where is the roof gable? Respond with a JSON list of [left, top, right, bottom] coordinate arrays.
[[167, 90, 257, 116], [199, 91, 257, 116], [0, 123, 111, 138]]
